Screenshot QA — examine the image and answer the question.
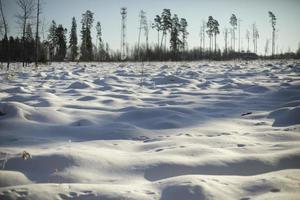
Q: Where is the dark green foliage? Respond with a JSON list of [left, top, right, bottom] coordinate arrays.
[[95, 21, 108, 61], [47, 21, 67, 61], [230, 14, 237, 51], [69, 17, 78, 61], [180, 18, 188, 51], [0, 7, 298, 63], [0, 34, 8, 62], [24, 23, 34, 63], [55, 24, 67, 61], [160, 9, 172, 50], [170, 14, 182, 58], [80, 10, 94, 61], [47, 20, 57, 61]]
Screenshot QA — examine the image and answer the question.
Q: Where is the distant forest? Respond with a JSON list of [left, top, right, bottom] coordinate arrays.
[[0, 0, 300, 68]]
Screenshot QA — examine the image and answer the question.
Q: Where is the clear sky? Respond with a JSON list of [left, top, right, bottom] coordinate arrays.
[[2, 0, 300, 54]]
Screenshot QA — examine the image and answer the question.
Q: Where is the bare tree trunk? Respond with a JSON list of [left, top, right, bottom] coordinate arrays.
[[0, 0, 7, 36], [22, 18, 26, 67], [209, 35, 212, 52], [272, 28, 275, 56], [157, 30, 160, 49], [16, 0, 35, 67], [137, 17, 142, 60], [35, 0, 40, 67], [233, 29, 235, 52], [238, 19, 241, 52], [0, 0, 9, 69], [224, 28, 228, 54], [214, 33, 217, 53], [203, 21, 205, 51], [160, 31, 165, 50], [247, 38, 249, 52], [230, 28, 233, 51]]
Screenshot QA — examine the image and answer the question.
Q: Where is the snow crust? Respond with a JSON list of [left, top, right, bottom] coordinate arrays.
[[0, 60, 300, 200]]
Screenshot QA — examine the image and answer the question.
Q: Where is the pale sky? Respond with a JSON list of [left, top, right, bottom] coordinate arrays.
[[2, 0, 300, 54]]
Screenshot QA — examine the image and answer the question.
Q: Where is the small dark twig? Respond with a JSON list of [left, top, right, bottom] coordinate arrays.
[[241, 112, 252, 116]]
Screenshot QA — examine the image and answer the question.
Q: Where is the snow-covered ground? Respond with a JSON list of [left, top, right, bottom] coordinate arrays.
[[0, 60, 300, 200]]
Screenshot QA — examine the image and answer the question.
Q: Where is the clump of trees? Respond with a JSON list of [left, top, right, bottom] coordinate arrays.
[[0, 2, 299, 64], [135, 8, 189, 61]]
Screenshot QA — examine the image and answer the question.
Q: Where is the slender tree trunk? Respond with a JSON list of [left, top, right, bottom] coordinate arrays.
[[203, 22, 205, 51], [160, 31, 165, 50], [35, 0, 40, 67], [224, 29, 228, 54], [22, 15, 27, 67], [272, 28, 275, 56], [256, 39, 258, 54], [225, 34, 227, 54], [209, 35, 212, 53], [233, 29, 235, 52], [214, 33, 217, 53], [199, 29, 202, 51], [0, 0, 7, 35], [230, 28, 233, 51], [146, 30, 149, 60], [0, 0, 9, 69], [137, 19, 142, 60], [164, 33, 167, 52], [238, 19, 241, 52], [157, 30, 160, 49], [247, 38, 249, 52]]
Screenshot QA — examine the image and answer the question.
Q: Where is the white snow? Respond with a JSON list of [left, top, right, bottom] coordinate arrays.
[[0, 60, 300, 200]]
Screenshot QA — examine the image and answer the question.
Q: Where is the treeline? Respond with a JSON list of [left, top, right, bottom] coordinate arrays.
[[0, 25, 47, 64], [1, 0, 300, 66]]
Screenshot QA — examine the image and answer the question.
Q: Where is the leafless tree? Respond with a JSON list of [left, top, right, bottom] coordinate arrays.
[[16, 0, 35, 67], [137, 10, 146, 60], [223, 28, 229, 54], [0, 0, 10, 69], [0, 0, 7, 37], [264, 39, 269, 56], [245, 29, 250, 52], [238, 18, 242, 52], [35, 0, 41, 67], [252, 23, 259, 53], [268, 11, 276, 56], [199, 20, 205, 51], [230, 14, 237, 51]]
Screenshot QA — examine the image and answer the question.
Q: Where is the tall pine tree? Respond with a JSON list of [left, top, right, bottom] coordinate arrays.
[[179, 18, 188, 51], [69, 17, 78, 61], [55, 24, 67, 61], [96, 21, 105, 61], [25, 23, 34, 64], [48, 20, 57, 61], [170, 14, 182, 59], [80, 10, 94, 61]]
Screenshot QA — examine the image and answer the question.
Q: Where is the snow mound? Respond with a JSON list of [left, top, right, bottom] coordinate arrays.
[[160, 184, 206, 200], [77, 96, 97, 101], [268, 106, 300, 126], [244, 85, 270, 93], [71, 119, 95, 126], [0, 171, 31, 187], [1, 61, 300, 199], [152, 75, 190, 85], [0, 102, 31, 120], [280, 100, 300, 108], [3, 86, 31, 94], [145, 154, 300, 181], [5, 154, 74, 183], [68, 81, 93, 89], [160, 65, 169, 70], [118, 107, 194, 129]]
